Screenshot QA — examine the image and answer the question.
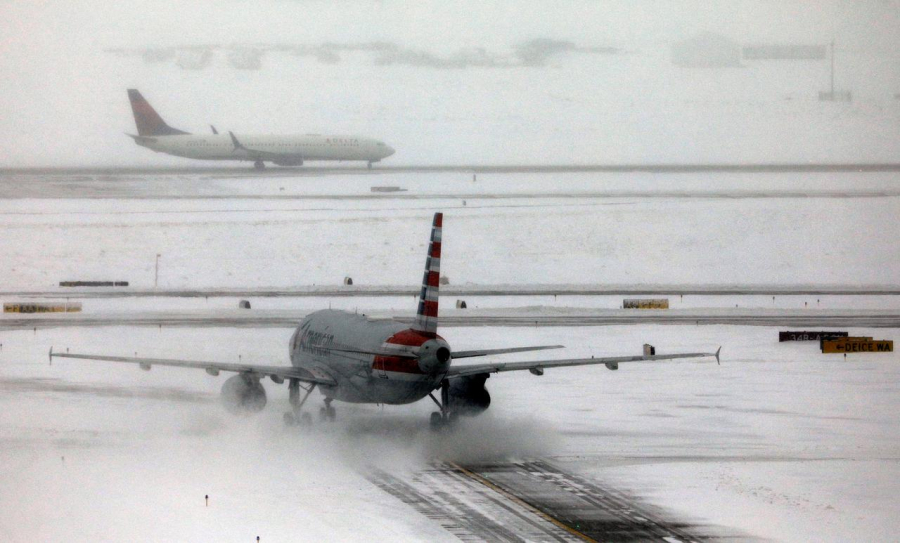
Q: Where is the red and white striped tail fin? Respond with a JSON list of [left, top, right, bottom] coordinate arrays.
[[413, 212, 442, 336]]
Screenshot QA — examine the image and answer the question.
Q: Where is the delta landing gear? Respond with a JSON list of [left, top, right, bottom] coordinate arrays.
[[428, 379, 457, 432], [253, 160, 266, 171]]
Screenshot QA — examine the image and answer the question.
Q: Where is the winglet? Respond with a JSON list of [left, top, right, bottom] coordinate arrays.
[[211, 125, 218, 135], [715, 346, 721, 365], [229, 131, 246, 151]]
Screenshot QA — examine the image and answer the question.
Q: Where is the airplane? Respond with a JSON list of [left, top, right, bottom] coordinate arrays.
[[125, 89, 395, 170], [50, 213, 720, 430]]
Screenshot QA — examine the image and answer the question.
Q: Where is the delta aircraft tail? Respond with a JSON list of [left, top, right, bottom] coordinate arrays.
[[127, 89, 189, 136]]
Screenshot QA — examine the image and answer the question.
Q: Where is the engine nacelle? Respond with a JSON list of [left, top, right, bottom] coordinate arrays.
[[418, 339, 452, 375], [448, 374, 491, 416], [273, 157, 304, 166], [221, 373, 267, 414]]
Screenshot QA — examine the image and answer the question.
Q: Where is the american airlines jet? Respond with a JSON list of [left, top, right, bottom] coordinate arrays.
[[51, 213, 719, 430], [126, 89, 395, 169]]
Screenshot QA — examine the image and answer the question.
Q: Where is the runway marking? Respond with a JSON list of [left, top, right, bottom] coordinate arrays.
[[369, 460, 715, 541], [368, 465, 582, 542], [446, 461, 597, 542], [464, 460, 708, 541]]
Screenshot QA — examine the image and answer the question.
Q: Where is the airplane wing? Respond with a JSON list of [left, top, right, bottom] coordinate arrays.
[[49, 348, 336, 386], [446, 347, 720, 378], [228, 131, 290, 161], [452, 345, 564, 359]]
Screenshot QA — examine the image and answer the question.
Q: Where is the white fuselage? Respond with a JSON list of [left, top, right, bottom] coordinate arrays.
[[134, 133, 395, 165]]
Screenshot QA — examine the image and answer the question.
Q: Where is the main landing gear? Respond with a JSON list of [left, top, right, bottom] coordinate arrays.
[[319, 397, 336, 422], [428, 379, 457, 432], [253, 160, 266, 171], [283, 379, 337, 426]]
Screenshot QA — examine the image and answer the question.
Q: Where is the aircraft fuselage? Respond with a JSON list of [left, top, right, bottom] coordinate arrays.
[[288, 310, 451, 405], [134, 133, 394, 165]]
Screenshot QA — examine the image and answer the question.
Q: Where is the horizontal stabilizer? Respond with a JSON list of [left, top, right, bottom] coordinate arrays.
[[452, 345, 564, 359], [330, 347, 418, 359]]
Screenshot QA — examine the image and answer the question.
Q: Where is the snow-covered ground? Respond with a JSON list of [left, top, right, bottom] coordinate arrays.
[[0, 167, 896, 540], [0, 171, 897, 290], [0, 323, 897, 541]]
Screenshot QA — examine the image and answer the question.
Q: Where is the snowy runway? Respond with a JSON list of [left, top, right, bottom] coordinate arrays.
[[0, 168, 897, 541]]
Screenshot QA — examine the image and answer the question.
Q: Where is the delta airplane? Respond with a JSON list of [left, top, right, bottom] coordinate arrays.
[[51, 213, 720, 430], [126, 89, 395, 170]]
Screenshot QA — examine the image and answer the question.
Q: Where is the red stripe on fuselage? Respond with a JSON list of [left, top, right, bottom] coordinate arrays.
[[385, 328, 442, 346], [374, 356, 424, 374], [373, 328, 444, 373]]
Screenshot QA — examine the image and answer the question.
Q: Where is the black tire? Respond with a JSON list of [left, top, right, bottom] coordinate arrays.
[[429, 412, 444, 432], [326, 406, 336, 421], [300, 412, 313, 425], [283, 412, 296, 426]]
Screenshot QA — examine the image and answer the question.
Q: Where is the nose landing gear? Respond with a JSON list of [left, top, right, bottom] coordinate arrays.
[[283, 379, 316, 426], [253, 160, 266, 170]]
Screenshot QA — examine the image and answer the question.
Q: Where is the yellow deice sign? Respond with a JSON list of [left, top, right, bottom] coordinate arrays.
[[822, 338, 893, 353], [623, 298, 669, 309], [3, 302, 82, 313]]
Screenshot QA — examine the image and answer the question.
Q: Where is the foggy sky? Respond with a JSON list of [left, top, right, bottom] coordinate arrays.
[[2, 1, 900, 166]]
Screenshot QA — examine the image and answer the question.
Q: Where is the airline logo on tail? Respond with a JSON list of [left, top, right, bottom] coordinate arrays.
[[127, 89, 189, 137], [413, 213, 442, 336]]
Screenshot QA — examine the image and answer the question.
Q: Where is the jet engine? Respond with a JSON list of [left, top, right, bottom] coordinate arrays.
[[273, 157, 304, 166], [221, 373, 267, 414], [418, 339, 452, 375], [448, 374, 491, 416]]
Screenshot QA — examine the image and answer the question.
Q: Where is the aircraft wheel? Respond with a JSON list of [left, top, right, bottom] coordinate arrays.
[[319, 406, 336, 422], [300, 412, 313, 425], [429, 412, 444, 432], [254, 160, 265, 170], [367, 161, 373, 170], [447, 411, 460, 426], [283, 412, 296, 426]]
